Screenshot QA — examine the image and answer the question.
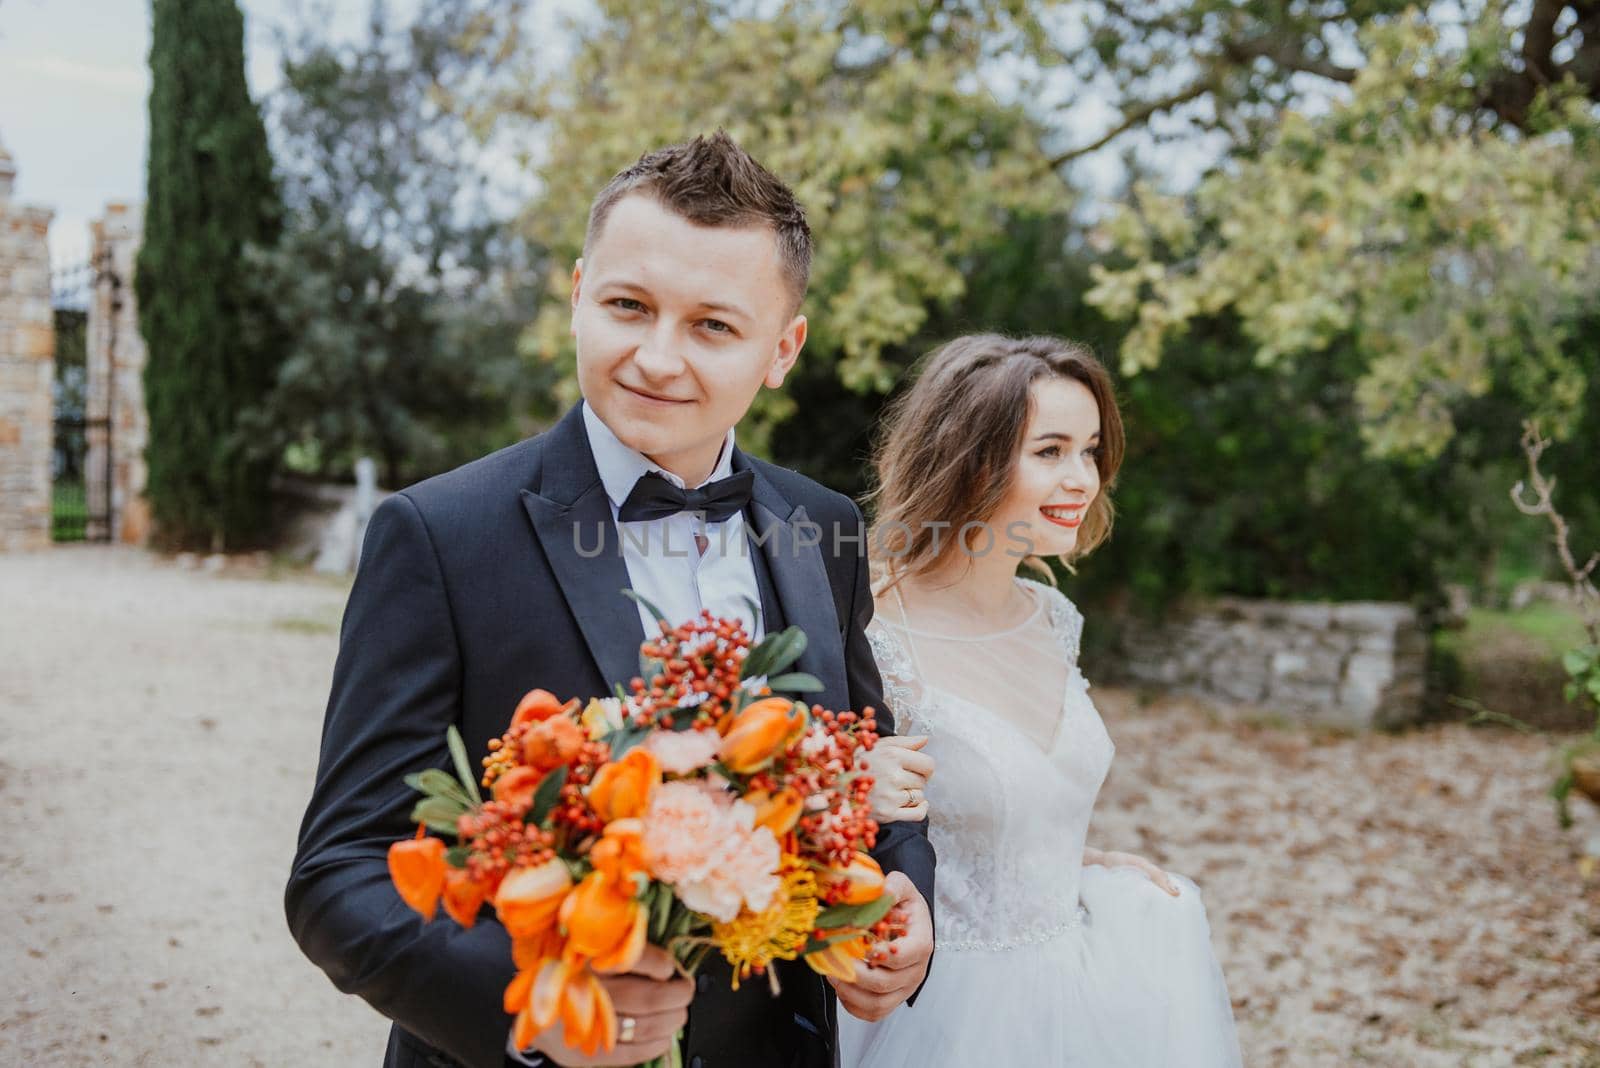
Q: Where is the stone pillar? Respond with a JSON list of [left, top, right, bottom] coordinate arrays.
[[86, 203, 149, 545], [0, 135, 56, 552]]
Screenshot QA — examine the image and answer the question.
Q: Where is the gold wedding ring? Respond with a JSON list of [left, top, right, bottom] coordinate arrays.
[[903, 787, 917, 808], [619, 1016, 638, 1044]]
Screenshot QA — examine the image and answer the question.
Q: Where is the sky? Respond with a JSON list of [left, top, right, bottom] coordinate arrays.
[[0, 0, 389, 269]]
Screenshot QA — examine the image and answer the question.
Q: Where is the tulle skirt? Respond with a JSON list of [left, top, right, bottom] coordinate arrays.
[[838, 865, 1243, 1067]]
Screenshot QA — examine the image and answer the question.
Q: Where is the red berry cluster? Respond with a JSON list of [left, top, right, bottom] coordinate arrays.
[[551, 744, 608, 841], [866, 906, 910, 959], [782, 707, 883, 877], [629, 612, 753, 731], [458, 801, 556, 891]]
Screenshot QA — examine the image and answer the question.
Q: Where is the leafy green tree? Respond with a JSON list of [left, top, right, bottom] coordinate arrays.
[[137, 0, 284, 548], [1085, 10, 1600, 461], [245, 0, 548, 489]]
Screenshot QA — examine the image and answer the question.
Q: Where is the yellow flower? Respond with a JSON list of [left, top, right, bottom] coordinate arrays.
[[581, 698, 624, 741], [712, 855, 821, 990]]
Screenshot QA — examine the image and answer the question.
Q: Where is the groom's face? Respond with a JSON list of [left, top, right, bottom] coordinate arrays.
[[571, 194, 807, 482]]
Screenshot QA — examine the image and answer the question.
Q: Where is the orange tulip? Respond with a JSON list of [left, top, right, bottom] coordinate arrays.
[[572, 969, 619, 1055], [441, 867, 489, 928], [523, 714, 585, 771], [512, 926, 567, 972], [829, 853, 885, 906], [588, 819, 649, 890], [806, 931, 869, 982], [495, 858, 574, 939], [561, 969, 604, 1055], [529, 956, 573, 1030], [512, 688, 574, 728], [512, 1003, 540, 1053], [503, 965, 536, 1016], [587, 747, 660, 822], [719, 697, 807, 773], [492, 765, 543, 809], [387, 827, 447, 921], [745, 787, 805, 835], [560, 871, 648, 974], [510, 961, 618, 1058]]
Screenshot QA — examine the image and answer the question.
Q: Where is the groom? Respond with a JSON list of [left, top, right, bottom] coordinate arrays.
[[286, 132, 936, 1068]]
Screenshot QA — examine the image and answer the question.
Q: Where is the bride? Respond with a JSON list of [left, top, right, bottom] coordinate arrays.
[[839, 334, 1242, 1066]]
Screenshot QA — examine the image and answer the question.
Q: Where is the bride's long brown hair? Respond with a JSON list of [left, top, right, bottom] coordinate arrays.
[[866, 334, 1125, 591]]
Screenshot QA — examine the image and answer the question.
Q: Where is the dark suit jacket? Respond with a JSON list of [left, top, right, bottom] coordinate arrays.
[[285, 404, 937, 1068]]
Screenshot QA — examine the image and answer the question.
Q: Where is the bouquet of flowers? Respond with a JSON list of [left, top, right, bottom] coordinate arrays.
[[387, 594, 902, 1065]]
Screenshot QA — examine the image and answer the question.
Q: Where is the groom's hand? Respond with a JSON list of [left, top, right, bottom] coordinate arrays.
[[829, 871, 933, 1022], [523, 945, 693, 1066]]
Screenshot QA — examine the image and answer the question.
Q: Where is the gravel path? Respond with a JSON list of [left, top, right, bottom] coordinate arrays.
[[3, 548, 1597, 1066], [2, 548, 387, 1067]]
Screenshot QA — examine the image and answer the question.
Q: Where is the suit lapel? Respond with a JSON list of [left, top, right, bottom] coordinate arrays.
[[738, 454, 849, 712], [520, 406, 646, 689]]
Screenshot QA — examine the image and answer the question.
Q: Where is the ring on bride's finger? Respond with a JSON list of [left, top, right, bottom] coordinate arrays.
[[902, 787, 919, 807], [619, 1016, 637, 1044]]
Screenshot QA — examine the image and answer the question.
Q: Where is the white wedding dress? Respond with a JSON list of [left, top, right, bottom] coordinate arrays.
[[839, 578, 1242, 1067]]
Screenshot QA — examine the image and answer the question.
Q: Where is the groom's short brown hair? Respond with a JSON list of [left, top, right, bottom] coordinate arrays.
[[584, 130, 813, 312]]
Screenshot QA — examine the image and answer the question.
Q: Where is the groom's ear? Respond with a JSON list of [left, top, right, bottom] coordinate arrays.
[[764, 313, 807, 389], [569, 258, 585, 321]]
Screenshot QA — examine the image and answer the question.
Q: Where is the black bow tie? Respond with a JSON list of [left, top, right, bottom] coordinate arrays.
[[617, 469, 755, 524]]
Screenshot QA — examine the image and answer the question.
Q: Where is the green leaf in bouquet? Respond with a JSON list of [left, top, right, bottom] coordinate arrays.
[[801, 927, 867, 955], [639, 654, 665, 688], [605, 723, 651, 758], [740, 636, 774, 681], [708, 761, 740, 786], [444, 845, 471, 869], [528, 766, 568, 826], [743, 625, 807, 680], [622, 587, 669, 626], [649, 881, 673, 942], [814, 891, 896, 931], [446, 725, 483, 806], [766, 627, 810, 678], [405, 768, 475, 809], [614, 682, 629, 701], [766, 671, 824, 695], [741, 595, 763, 635], [411, 795, 468, 835], [663, 705, 704, 730]]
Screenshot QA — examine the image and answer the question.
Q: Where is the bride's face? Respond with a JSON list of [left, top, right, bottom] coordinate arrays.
[[991, 376, 1102, 559]]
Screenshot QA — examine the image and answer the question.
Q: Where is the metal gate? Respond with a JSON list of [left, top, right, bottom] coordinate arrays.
[[51, 415, 111, 542], [50, 255, 114, 543]]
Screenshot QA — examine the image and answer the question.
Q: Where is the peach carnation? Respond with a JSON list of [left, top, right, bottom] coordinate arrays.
[[644, 728, 722, 775], [641, 780, 781, 922]]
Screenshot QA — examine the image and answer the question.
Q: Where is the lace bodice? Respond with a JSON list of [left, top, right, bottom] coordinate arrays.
[[868, 578, 1115, 951]]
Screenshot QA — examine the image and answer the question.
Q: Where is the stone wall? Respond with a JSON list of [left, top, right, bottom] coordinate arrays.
[[1090, 597, 1429, 729], [0, 136, 55, 552], [86, 203, 149, 545]]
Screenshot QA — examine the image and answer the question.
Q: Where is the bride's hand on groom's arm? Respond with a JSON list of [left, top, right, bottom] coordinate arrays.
[[863, 736, 934, 823], [829, 871, 934, 1023], [1083, 848, 1180, 896]]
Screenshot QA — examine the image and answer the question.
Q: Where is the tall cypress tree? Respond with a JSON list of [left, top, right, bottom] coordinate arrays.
[[137, 0, 283, 549]]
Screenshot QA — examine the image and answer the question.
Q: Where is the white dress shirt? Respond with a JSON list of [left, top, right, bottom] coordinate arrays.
[[581, 401, 765, 642]]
